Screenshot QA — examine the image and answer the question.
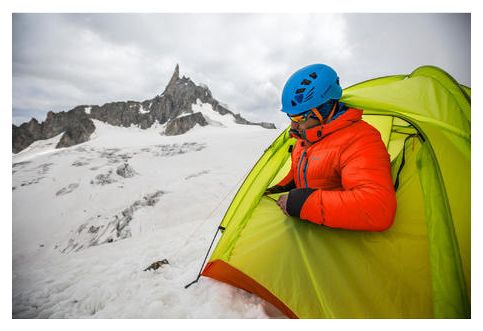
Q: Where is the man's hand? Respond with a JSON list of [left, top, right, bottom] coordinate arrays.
[[276, 194, 289, 215]]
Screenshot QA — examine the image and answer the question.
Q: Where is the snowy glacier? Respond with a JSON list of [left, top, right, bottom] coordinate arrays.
[[12, 119, 285, 318]]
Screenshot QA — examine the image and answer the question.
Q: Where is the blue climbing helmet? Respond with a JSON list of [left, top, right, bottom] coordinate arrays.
[[281, 64, 342, 116]]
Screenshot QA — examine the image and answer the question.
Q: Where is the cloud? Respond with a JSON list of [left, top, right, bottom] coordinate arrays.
[[12, 13, 470, 128], [340, 13, 470, 86]]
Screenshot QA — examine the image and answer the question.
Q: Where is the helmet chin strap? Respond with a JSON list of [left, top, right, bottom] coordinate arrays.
[[299, 102, 338, 144], [311, 101, 337, 125], [290, 102, 339, 143]]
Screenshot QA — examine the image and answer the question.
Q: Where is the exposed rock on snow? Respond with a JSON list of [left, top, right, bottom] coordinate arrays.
[[19, 177, 45, 188], [144, 259, 169, 271], [56, 183, 80, 196], [99, 148, 121, 159], [12, 163, 28, 176], [61, 190, 166, 253], [233, 115, 276, 130], [13, 161, 32, 169], [185, 170, 210, 180], [150, 142, 206, 157], [37, 163, 53, 175], [72, 160, 90, 167], [116, 163, 136, 178], [91, 170, 117, 186]]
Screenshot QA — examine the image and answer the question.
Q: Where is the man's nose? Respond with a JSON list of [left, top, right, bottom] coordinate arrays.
[[291, 121, 299, 129]]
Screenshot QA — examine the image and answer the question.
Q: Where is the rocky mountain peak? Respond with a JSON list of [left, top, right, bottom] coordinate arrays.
[[165, 63, 180, 94], [13, 64, 276, 153]]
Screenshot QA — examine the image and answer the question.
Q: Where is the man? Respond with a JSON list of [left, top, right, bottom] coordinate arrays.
[[266, 64, 397, 231]]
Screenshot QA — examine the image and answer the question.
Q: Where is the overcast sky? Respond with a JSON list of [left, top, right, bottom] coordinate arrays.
[[12, 13, 470, 127]]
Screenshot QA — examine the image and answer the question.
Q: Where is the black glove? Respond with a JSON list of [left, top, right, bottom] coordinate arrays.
[[264, 186, 278, 195], [264, 180, 296, 195], [264, 185, 289, 195]]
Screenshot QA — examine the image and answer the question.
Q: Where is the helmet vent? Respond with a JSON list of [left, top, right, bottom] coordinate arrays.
[[304, 87, 315, 101], [291, 100, 297, 106], [294, 94, 304, 103], [296, 88, 306, 94], [309, 72, 318, 79], [301, 79, 312, 86]]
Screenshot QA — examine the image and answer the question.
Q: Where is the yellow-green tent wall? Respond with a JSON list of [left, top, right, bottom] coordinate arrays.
[[202, 66, 470, 318]]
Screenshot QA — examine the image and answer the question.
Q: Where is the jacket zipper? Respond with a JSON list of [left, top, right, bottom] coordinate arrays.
[[297, 150, 307, 187], [303, 155, 309, 188]]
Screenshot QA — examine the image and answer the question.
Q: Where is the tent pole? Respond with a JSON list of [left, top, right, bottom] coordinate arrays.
[[184, 225, 225, 289]]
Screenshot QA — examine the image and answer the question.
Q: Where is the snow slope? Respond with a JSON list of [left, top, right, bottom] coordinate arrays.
[[12, 119, 285, 318]]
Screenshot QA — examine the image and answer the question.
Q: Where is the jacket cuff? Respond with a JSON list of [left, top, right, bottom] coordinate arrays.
[[286, 188, 316, 217]]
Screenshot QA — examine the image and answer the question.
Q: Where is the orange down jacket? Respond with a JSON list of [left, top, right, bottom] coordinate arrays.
[[274, 108, 397, 231]]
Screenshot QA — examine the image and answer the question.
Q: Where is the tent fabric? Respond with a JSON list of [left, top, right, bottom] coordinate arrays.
[[201, 66, 470, 318]]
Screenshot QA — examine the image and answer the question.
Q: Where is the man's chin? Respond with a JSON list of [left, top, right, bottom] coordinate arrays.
[[289, 128, 302, 139]]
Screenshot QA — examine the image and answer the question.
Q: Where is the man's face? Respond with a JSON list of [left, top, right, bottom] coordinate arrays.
[[290, 115, 321, 133]]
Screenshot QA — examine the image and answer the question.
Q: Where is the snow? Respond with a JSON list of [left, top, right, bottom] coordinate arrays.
[[85, 106, 92, 114], [13, 132, 66, 163], [191, 99, 237, 128], [12, 119, 284, 318], [138, 105, 150, 114]]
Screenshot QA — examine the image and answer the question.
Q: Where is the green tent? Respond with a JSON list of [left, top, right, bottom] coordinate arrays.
[[201, 66, 470, 318]]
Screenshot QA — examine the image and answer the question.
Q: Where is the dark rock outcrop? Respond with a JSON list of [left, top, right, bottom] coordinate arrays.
[[13, 64, 276, 153], [144, 259, 169, 271], [12, 119, 42, 153], [56, 116, 96, 149], [165, 112, 208, 136], [13, 107, 95, 153], [116, 163, 136, 178], [232, 113, 276, 129], [89, 101, 154, 129]]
